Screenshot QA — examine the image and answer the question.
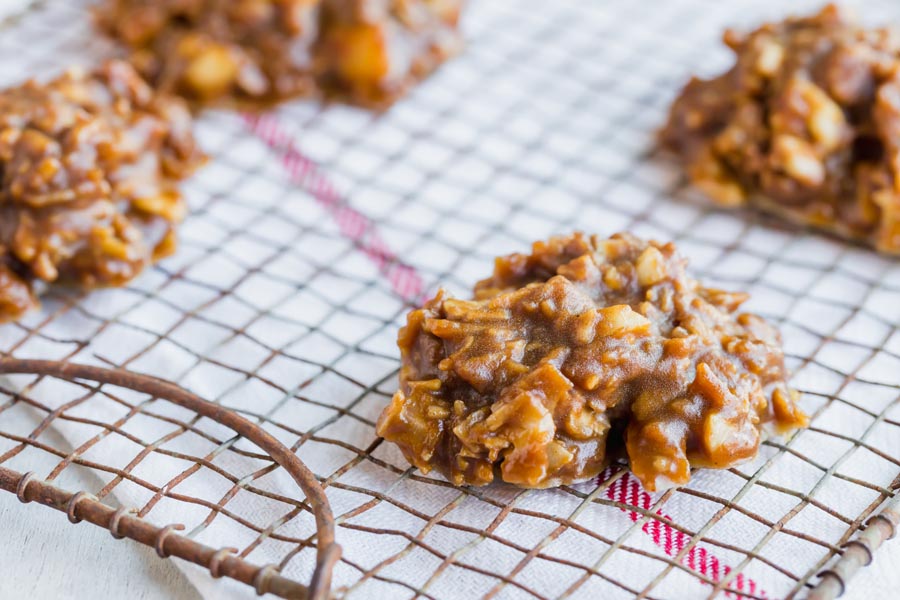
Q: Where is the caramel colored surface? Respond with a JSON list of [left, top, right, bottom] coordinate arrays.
[[96, 0, 464, 109], [377, 233, 807, 491], [662, 4, 900, 253], [0, 61, 205, 323]]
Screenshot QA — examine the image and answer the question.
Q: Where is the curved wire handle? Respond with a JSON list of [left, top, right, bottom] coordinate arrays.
[[0, 358, 340, 600]]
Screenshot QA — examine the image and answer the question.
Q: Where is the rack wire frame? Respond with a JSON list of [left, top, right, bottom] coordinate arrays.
[[1, 0, 900, 598]]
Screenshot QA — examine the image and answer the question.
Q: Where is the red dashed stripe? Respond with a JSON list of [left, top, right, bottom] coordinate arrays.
[[599, 469, 767, 599], [244, 113, 426, 303]]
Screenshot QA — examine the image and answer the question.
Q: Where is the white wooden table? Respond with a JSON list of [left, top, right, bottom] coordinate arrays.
[[0, 490, 200, 600]]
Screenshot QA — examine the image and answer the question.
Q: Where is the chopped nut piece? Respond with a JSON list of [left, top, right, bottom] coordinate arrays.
[[635, 245, 667, 287], [797, 79, 847, 151], [377, 233, 807, 491], [0, 61, 205, 323], [771, 134, 825, 186], [182, 44, 240, 99], [688, 148, 747, 207], [596, 304, 651, 336], [662, 4, 900, 254], [96, 0, 464, 108], [755, 39, 784, 76]]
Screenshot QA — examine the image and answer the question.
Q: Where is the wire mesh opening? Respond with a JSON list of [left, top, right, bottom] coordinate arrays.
[[1, 0, 900, 598]]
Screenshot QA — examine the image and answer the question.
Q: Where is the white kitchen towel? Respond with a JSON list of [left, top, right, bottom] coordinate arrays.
[[1, 1, 899, 599]]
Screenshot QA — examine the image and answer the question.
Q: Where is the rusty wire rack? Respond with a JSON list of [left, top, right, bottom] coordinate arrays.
[[2, 0, 900, 598]]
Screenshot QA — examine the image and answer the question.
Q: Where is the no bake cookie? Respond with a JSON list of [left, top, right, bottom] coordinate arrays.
[[0, 61, 204, 322], [96, 0, 464, 108], [662, 5, 900, 253], [377, 233, 807, 491]]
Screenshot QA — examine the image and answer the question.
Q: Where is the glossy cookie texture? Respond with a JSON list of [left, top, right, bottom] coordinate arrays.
[[0, 61, 204, 323], [662, 4, 900, 253], [377, 233, 807, 491], [96, 0, 464, 108]]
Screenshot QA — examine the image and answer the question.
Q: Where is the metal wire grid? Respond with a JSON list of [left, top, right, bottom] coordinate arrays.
[[2, 0, 900, 598]]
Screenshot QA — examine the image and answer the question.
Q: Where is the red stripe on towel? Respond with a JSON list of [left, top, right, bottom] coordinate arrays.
[[600, 468, 767, 598], [244, 113, 426, 303]]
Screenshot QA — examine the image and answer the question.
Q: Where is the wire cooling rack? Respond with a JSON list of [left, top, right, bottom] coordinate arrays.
[[2, 1, 900, 599]]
